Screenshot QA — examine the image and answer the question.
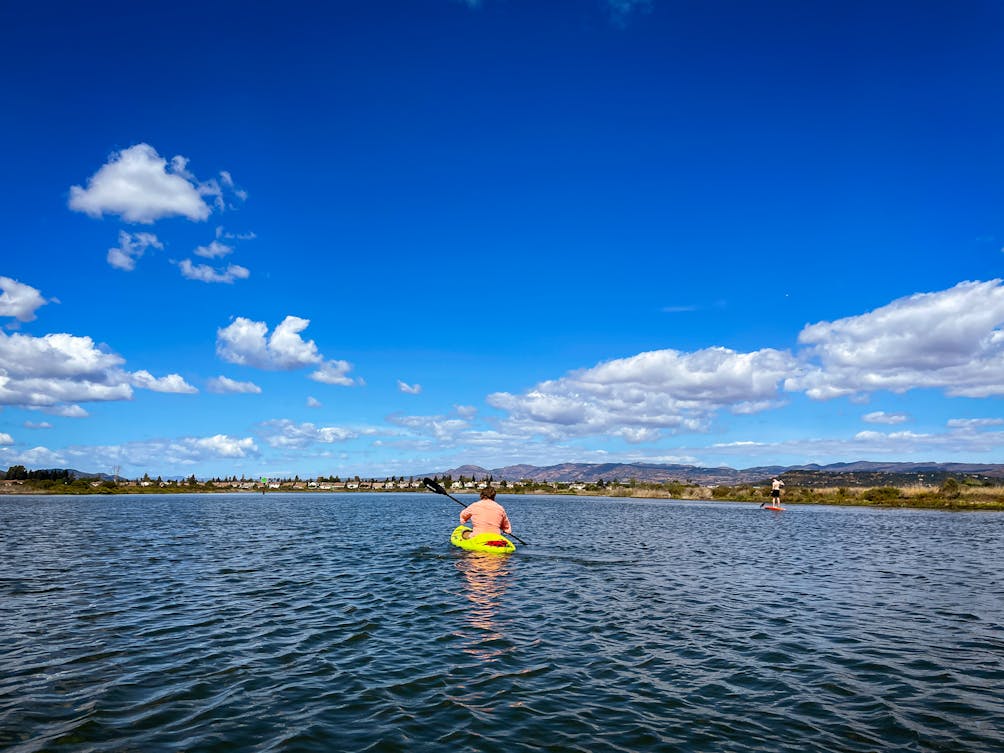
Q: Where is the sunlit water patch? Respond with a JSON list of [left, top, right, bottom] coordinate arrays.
[[2, 494, 1002, 752]]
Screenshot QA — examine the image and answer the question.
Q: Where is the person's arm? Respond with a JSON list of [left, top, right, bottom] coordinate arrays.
[[460, 507, 472, 523], [500, 511, 512, 534]]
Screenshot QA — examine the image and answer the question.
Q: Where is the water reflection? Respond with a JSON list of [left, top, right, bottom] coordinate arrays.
[[455, 553, 511, 660]]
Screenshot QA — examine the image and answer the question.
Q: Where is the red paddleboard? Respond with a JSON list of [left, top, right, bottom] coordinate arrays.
[[762, 505, 785, 511]]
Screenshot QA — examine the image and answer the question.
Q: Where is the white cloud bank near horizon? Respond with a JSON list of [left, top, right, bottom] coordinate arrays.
[[490, 279, 1004, 443], [0, 434, 259, 472], [489, 346, 799, 442], [4, 275, 1004, 474]]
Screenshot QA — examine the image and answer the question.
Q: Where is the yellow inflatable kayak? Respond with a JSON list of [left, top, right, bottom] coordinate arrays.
[[450, 525, 516, 554]]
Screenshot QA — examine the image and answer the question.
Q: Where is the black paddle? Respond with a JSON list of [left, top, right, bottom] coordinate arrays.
[[422, 477, 528, 546]]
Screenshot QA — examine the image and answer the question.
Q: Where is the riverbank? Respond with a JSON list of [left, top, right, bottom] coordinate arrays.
[[2, 479, 1002, 510]]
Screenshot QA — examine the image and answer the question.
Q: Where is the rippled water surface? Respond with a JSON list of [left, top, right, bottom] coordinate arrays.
[[2, 493, 1003, 752]]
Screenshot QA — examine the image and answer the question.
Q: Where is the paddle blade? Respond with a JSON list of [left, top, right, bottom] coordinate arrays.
[[422, 477, 446, 495]]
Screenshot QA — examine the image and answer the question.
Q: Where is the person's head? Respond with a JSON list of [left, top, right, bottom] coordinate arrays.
[[480, 486, 497, 500]]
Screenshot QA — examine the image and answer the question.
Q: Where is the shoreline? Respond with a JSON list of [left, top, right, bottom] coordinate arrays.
[[2, 485, 1002, 511]]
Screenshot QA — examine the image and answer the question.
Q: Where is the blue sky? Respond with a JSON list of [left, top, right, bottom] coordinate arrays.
[[2, 0, 1003, 479]]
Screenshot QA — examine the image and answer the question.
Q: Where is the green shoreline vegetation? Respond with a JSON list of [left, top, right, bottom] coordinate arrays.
[[2, 466, 1003, 510]]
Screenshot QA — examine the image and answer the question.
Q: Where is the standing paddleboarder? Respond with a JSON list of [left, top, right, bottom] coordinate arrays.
[[761, 477, 785, 508]]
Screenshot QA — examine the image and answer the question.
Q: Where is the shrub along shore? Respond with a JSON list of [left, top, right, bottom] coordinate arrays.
[[1, 474, 1002, 510]]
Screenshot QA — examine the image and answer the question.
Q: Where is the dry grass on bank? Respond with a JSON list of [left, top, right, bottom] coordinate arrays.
[[581, 481, 1004, 510]]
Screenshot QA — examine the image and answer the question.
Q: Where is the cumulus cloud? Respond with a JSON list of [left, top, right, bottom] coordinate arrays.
[[24, 421, 52, 429], [178, 259, 250, 284], [206, 376, 262, 394], [790, 280, 1004, 399], [306, 396, 322, 408], [217, 316, 323, 370], [69, 144, 213, 223], [216, 316, 361, 385], [0, 432, 13, 445], [0, 330, 197, 411], [488, 346, 800, 440], [129, 370, 198, 394], [257, 419, 359, 449], [397, 380, 422, 394], [191, 434, 258, 458], [0, 277, 49, 322], [863, 411, 909, 425], [310, 360, 361, 386], [107, 231, 163, 271], [0, 331, 126, 379], [193, 240, 233, 259]]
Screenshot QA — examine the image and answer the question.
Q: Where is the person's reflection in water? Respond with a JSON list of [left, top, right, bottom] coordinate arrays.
[[455, 553, 512, 662]]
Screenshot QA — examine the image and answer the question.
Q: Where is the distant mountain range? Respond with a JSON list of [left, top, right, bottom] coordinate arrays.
[[431, 461, 1004, 485]]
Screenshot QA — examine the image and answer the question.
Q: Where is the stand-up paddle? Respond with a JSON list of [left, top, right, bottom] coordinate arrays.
[[423, 477, 528, 546]]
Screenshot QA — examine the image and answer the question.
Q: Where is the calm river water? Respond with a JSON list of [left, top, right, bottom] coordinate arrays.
[[2, 493, 1002, 752]]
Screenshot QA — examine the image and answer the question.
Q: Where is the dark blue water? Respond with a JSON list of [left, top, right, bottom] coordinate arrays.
[[2, 494, 1002, 752]]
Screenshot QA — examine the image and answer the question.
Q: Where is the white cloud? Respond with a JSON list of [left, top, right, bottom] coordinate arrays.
[[257, 419, 358, 449], [69, 144, 212, 224], [1, 434, 259, 471], [177, 259, 250, 284], [946, 417, 1004, 429], [193, 240, 233, 259], [306, 396, 322, 408], [703, 428, 1004, 462], [310, 360, 361, 386], [791, 280, 1004, 399], [107, 231, 163, 271], [130, 370, 198, 394], [0, 277, 48, 322], [854, 430, 932, 442], [0, 331, 124, 378], [24, 421, 52, 429], [33, 404, 89, 418], [863, 411, 909, 425], [397, 380, 422, 394], [0, 330, 196, 411], [206, 376, 262, 394], [217, 226, 256, 241], [0, 432, 13, 445], [217, 316, 323, 370], [191, 434, 258, 458], [488, 346, 800, 440], [386, 412, 473, 441], [10, 446, 66, 467]]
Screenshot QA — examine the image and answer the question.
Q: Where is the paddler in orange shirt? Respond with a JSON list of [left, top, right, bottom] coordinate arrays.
[[459, 487, 512, 539]]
